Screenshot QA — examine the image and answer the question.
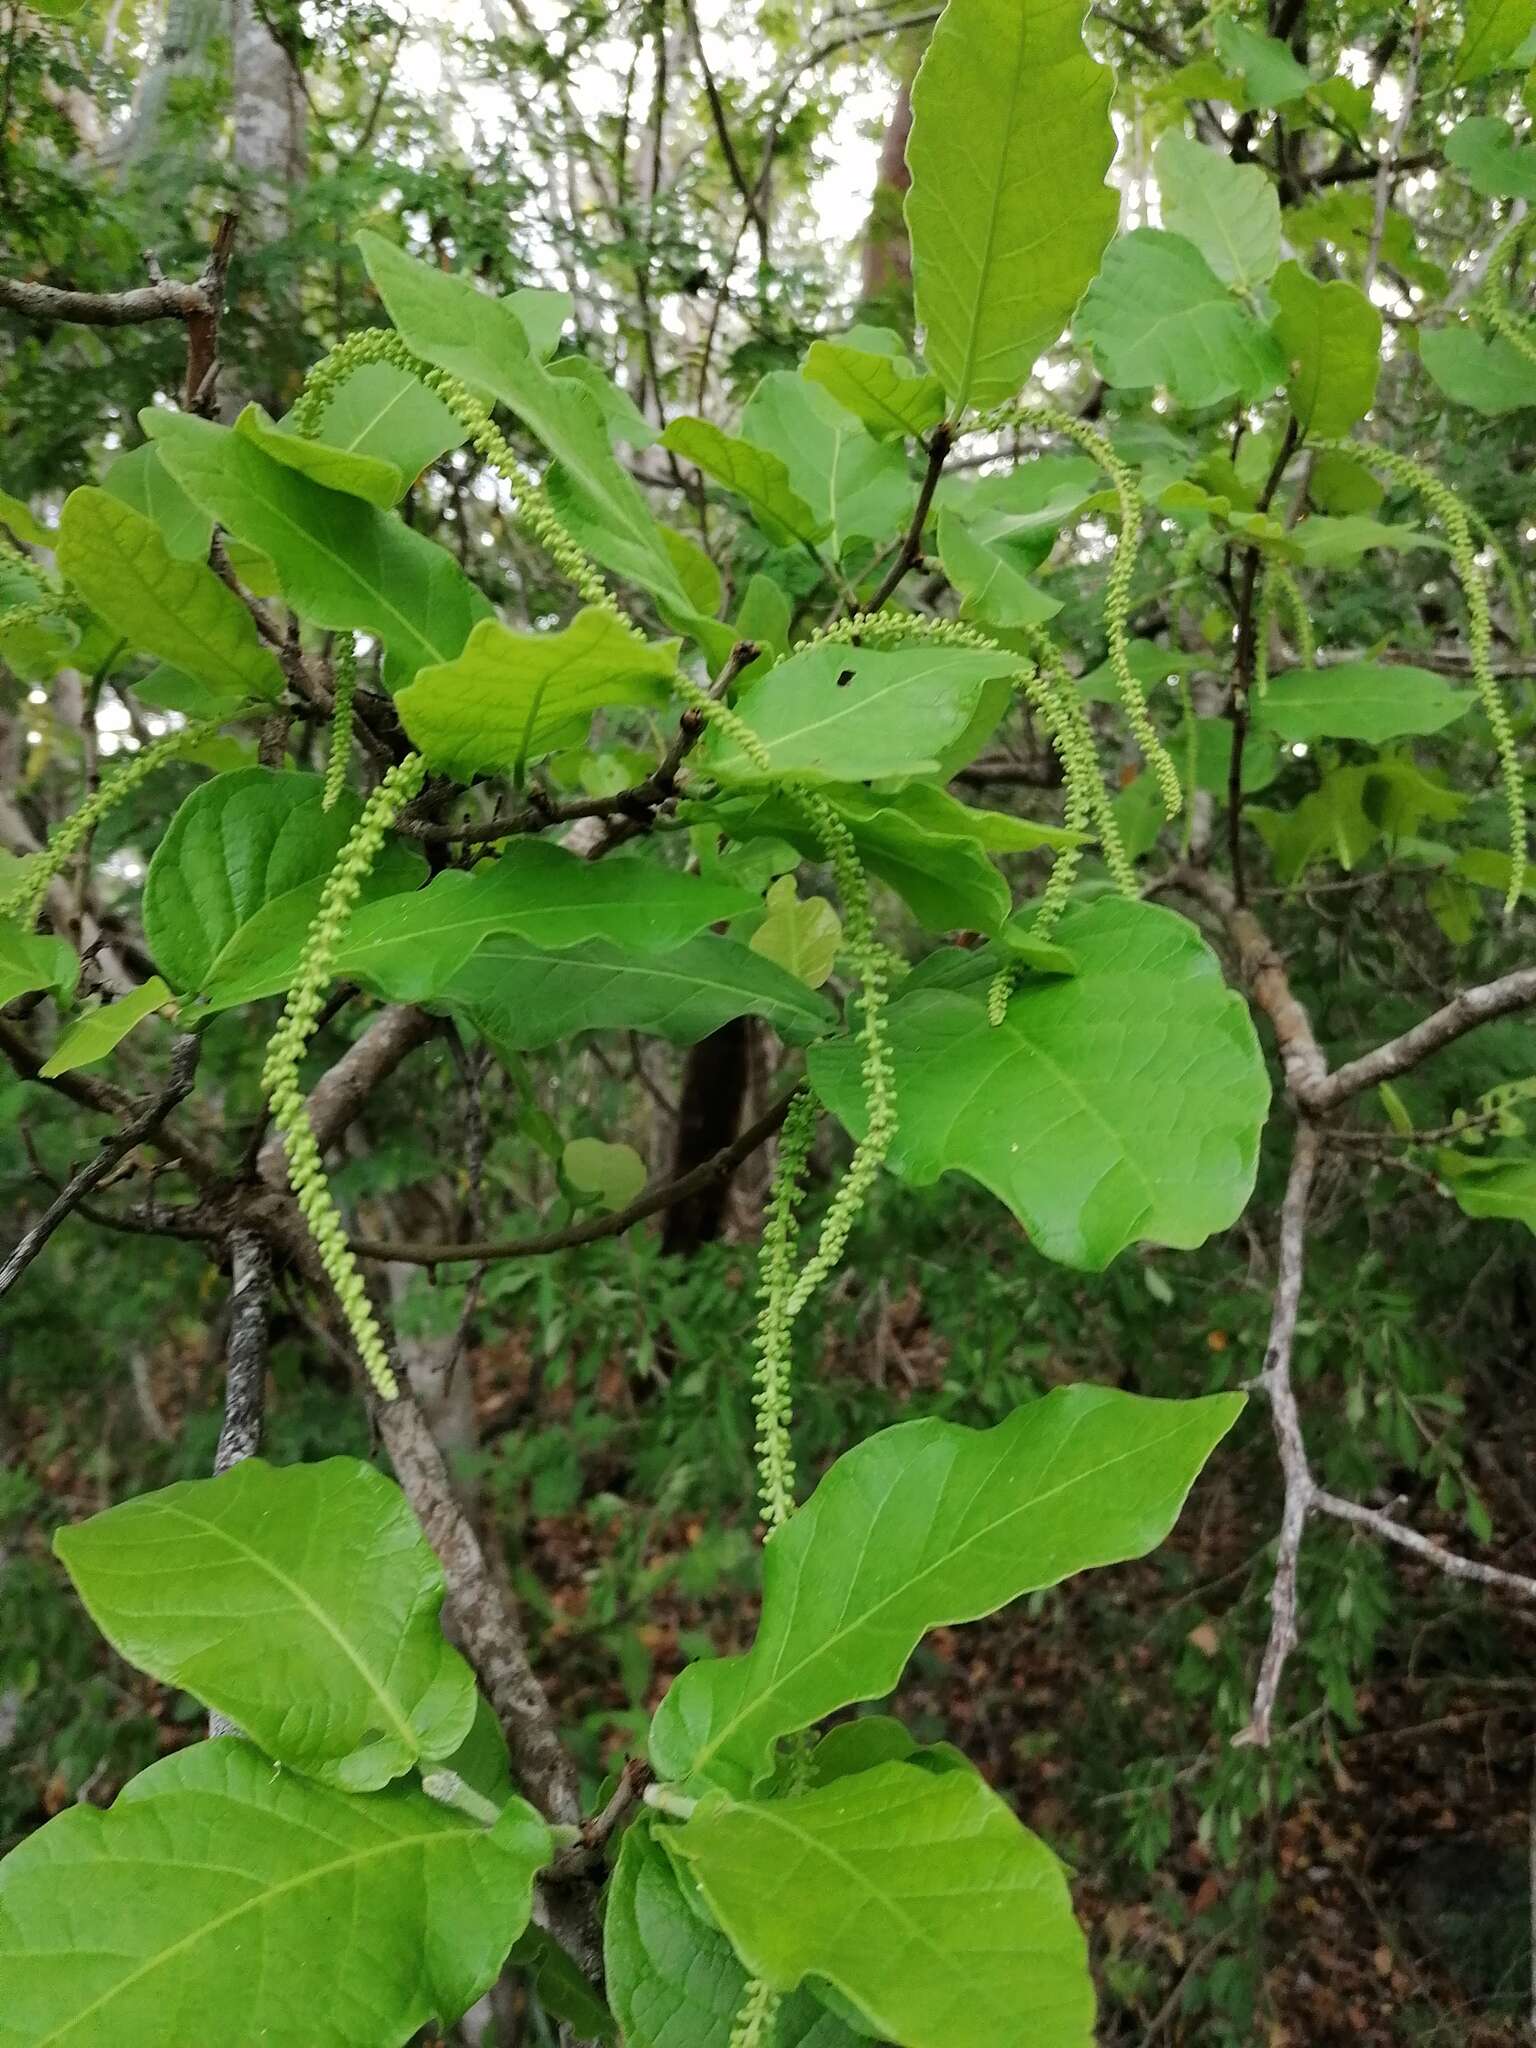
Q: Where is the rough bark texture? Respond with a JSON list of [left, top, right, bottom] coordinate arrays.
[[859, 69, 914, 319]]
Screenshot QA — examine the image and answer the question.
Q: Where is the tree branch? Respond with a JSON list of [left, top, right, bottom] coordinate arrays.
[[0, 1035, 202, 1300], [1314, 969, 1536, 1111], [349, 1091, 794, 1266], [0, 274, 210, 326]]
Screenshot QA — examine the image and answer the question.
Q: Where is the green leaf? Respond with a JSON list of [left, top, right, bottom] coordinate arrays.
[[0, 1739, 549, 2046], [937, 508, 1061, 627], [739, 376, 913, 557], [650, 1383, 1242, 1792], [606, 1820, 860, 2048], [749, 876, 842, 989], [1270, 260, 1380, 438], [660, 418, 829, 548], [357, 233, 695, 617], [0, 922, 78, 1009], [1455, 0, 1536, 80], [809, 898, 1269, 1267], [1254, 663, 1475, 744], [443, 933, 836, 1056], [39, 977, 172, 1077], [204, 841, 755, 1011], [1211, 17, 1310, 105], [304, 360, 467, 487], [703, 643, 1016, 787], [548, 355, 659, 448], [1446, 117, 1536, 201], [0, 486, 51, 546], [906, 0, 1118, 413], [101, 443, 212, 560], [1288, 515, 1445, 568], [802, 341, 945, 443], [1154, 131, 1280, 288], [563, 1137, 647, 1210], [669, 1763, 1093, 2048], [1437, 1151, 1536, 1232], [1420, 324, 1536, 415], [1075, 230, 1285, 407], [1179, 714, 1278, 795], [142, 769, 426, 1000], [54, 1457, 479, 1790], [396, 609, 680, 781], [235, 402, 404, 509], [56, 488, 282, 708], [143, 409, 490, 688]]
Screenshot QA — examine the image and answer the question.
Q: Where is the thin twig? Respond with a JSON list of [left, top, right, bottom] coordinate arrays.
[[0, 1035, 202, 1299], [349, 1091, 794, 1266]]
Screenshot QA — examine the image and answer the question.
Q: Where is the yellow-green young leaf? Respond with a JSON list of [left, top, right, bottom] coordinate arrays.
[[1270, 261, 1381, 438], [357, 232, 697, 617], [649, 1382, 1242, 1792], [234, 401, 404, 508], [1445, 116, 1536, 201], [802, 340, 945, 442], [749, 876, 842, 988], [0, 1741, 550, 2048], [1421, 324, 1536, 415], [668, 1763, 1093, 2048], [547, 355, 659, 448], [907, 0, 1118, 413], [563, 1137, 647, 1210], [307, 359, 468, 485], [1437, 1151, 1536, 1231], [1154, 131, 1281, 288], [143, 408, 491, 687], [1455, 0, 1536, 81], [0, 487, 51, 546], [1076, 230, 1286, 407], [40, 977, 172, 1077], [56, 489, 281, 707], [1211, 17, 1310, 104], [810, 897, 1269, 1268], [660, 417, 829, 548], [704, 642, 1017, 787], [0, 922, 78, 1008], [937, 508, 1061, 628], [102, 444, 213, 561], [1254, 663, 1475, 744], [54, 1457, 479, 1790], [605, 1820, 862, 2048], [397, 609, 679, 782]]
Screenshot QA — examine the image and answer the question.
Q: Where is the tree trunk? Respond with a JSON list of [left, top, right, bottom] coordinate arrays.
[[661, 1017, 751, 1254]]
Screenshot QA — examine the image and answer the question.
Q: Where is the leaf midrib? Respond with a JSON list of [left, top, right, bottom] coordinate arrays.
[[693, 1408, 1205, 1774], [29, 1821, 464, 2046], [156, 1500, 421, 1753]]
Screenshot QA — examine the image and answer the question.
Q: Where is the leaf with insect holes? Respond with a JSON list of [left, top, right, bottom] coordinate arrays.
[[54, 1458, 479, 1789], [702, 642, 1018, 787], [0, 1740, 550, 2047], [907, 0, 1118, 413]]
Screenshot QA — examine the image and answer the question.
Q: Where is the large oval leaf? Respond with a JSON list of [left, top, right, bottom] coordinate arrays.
[[0, 1740, 549, 2047], [810, 897, 1268, 1267], [142, 769, 426, 1001], [668, 1762, 1092, 2048], [1075, 229, 1285, 408], [54, 1457, 478, 1790], [1254, 662, 1474, 744], [649, 1384, 1242, 1792], [907, 0, 1118, 413]]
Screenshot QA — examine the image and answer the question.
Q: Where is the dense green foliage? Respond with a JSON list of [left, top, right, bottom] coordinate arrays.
[[2, 0, 1536, 2043]]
